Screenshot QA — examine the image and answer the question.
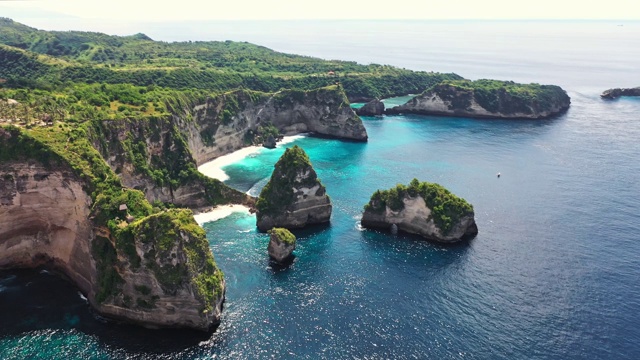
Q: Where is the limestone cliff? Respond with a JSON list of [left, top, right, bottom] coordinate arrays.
[[387, 80, 570, 119], [601, 87, 640, 99], [0, 127, 225, 331], [256, 145, 332, 231], [89, 116, 251, 209], [0, 161, 95, 295], [178, 85, 367, 167], [361, 179, 477, 243], [93, 209, 225, 331], [90, 85, 365, 208]]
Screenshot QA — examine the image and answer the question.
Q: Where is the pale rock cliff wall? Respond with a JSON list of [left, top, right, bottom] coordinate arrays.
[[0, 161, 96, 294], [361, 196, 477, 243], [387, 85, 570, 119], [91, 87, 365, 208]]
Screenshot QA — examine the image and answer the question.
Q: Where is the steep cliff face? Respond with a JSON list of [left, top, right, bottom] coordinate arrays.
[[93, 210, 225, 330], [0, 161, 95, 294], [0, 127, 226, 331], [89, 86, 364, 208], [256, 145, 332, 231], [387, 81, 570, 119], [361, 180, 477, 243], [90, 117, 252, 209], [180, 86, 368, 167]]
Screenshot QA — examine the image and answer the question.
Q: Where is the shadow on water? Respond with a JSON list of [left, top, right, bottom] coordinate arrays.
[[358, 227, 472, 269], [267, 255, 296, 272], [0, 268, 212, 354]]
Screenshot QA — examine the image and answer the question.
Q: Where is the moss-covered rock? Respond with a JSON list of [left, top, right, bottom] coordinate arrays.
[[267, 228, 297, 262], [256, 145, 332, 231], [362, 179, 478, 243]]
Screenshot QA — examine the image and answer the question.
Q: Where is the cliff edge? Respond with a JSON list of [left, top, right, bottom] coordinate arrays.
[[0, 126, 224, 331]]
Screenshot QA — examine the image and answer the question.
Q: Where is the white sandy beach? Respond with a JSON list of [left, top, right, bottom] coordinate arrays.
[[193, 205, 252, 225], [197, 134, 307, 181], [197, 146, 263, 181], [194, 134, 307, 224]]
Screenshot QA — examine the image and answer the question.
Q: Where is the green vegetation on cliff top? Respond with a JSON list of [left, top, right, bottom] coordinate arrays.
[[0, 18, 461, 100], [432, 79, 569, 114], [268, 228, 297, 246], [0, 123, 224, 310], [365, 179, 474, 234], [256, 145, 321, 216]]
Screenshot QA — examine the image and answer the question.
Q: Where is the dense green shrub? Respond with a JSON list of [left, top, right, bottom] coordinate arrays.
[[365, 178, 474, 234]]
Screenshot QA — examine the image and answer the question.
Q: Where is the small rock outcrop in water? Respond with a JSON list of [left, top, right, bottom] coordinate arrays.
[[355, 98, 385, 116], [601, 87, 640, 99], [386, 79, 570, 119], [267, 228, 297, 263], [361, 179, 478, 243], [256, 145, 332, 231]]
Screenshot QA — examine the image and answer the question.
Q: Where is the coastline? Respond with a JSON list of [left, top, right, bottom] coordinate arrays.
[[193, 205, 252, 225], [197, 134, 307, 181], [198, 146, 263, 181], [194, 134, 307, 225]]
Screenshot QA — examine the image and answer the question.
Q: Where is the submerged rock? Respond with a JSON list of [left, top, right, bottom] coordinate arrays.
[[361, 179, 478, 243], [256, 145, 332, 231], [267, 228, 297, 263], [601, 87, 640, 99], [355, 98, 385, 116]]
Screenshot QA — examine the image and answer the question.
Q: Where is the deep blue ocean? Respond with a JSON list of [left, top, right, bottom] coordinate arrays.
[[1, 20, 640, 359]]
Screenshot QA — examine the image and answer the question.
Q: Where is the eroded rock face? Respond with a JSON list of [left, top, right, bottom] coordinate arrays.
[[181, 86, 368, 167], [0, 161, 224, 331], [267, 228, 296, 263], [387, 83, 570, 119], [361, 195, 478, 243], [355, 99, 385, 116], [90, 86, 364, 209], [93, 210, 225, 331], [256, 146, 332, 231], [601, 87, 640, 99], [0, 162, 95, 294]]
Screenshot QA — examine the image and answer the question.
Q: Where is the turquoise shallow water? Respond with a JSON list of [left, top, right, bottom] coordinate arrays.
[[1, 21, 640, 359]]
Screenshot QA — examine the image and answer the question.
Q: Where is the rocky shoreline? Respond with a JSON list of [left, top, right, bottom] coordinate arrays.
[[601, 87, 640, 99]]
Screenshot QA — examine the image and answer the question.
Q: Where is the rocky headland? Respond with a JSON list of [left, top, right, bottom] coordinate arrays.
[[256, 145, 332, 231], [386, 79, 571, 119], [267, 228, 297, 263], [601, 87, 640, 99], [0, 127, 225, 331], [92, 86, 366, 209], [0, 83, 371, 330], [355, 98, 385, 116], [361, 179, 478, 243]]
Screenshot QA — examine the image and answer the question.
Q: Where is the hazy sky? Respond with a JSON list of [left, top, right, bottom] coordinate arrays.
[[1, 0, 638, 22]]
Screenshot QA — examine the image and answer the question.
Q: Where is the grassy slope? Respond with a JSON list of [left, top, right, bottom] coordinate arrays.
[[0, 18, 461, 99]]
